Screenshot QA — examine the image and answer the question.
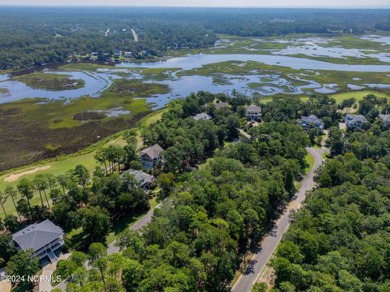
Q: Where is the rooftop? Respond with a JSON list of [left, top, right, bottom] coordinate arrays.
[[125, 169, 155, 186], [141, 144, 163, 160], [13, 220, 64, 252], [214, 102, 229, 109], [246, 105, 262, 112], [193, 112, 212, 120], [345, 114, 367, 122], [379, 114, 390, 122]]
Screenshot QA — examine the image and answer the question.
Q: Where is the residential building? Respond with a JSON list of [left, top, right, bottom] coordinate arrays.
[[193, 112, 212, 121], [379, 114, 390, 128], [214, 102, 230, 110], [123, 169, 155, 190], [12, 220, 64, 263], [140, 144, 163, 169], [245, 105, 262, 121], [298, 115, 324, 129], [345, 114, 368, 130]]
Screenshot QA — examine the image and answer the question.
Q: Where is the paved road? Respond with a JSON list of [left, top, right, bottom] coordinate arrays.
[[54, 201, 164, 291], [232, 147, 325, 292], [107, 201, 163, 254]]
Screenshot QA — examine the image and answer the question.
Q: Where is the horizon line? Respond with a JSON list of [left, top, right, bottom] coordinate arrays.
[[1, 5, 390, 9]]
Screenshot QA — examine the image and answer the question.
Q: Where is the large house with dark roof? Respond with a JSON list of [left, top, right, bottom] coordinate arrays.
[[345, 114, 368, 130], [245, 105, 262, 121], [379, 114, 390, 128], [213, 102, 230, 110], [12, 220, 64, 262], [123, 169, 155, 190], [298, 115, 324, 130], [140, 144, 163, 169]]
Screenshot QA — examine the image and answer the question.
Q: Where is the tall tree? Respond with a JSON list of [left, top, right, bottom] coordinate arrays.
[[0, 190, 7, 217], [72, 165, 90, 188], [17, 178, 34, 219], [35, 174, 50, 208], [4, 186, 21, 221], [6, 250, 40, 290], [32, 176, 46, 208], [57, 174, 69, 195]]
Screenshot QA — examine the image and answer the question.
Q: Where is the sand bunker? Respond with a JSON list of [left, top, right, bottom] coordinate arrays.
[[4, 165, 51, 182]]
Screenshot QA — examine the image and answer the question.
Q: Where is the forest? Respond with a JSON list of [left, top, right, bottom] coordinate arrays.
[[0, 7, 390, 70], [270, 96, 390, 291]]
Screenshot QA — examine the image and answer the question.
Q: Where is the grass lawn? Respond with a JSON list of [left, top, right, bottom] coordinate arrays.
[[105, 197, 158, 245], [304, 151, 315, 175], [329, 90, 390, 104]]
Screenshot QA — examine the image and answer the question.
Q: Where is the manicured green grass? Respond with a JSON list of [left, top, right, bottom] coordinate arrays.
[[105, 197, 158, 244], [258, 95, 310, 104], [304, 151, 315, 174], [329, 90, 390, 103], [14, 72, 85, 91]]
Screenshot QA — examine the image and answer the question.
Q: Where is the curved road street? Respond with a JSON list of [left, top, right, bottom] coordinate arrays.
[[232, 147, 326, 292], [52, 201, 164, 291]]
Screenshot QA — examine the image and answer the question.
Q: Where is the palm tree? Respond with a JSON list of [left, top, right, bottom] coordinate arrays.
[[17, 178, 33, 219], [95, 149, 108, 174], [34, 174, 50, 208], [0, 190, 7, 217], [57, 174, 69, 195], [5, 186, 21, 222], [45, 174, 57, 193]]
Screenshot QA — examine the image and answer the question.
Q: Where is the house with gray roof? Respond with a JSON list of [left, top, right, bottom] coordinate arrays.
[[214, 102, 230, 110], [298, 115, 324, 130], [123, 169, 155, 190], [12, 220, 64, 262], [140, 144, 163, 169], [193, 113, 212, 121], [345, 114, 368, 130], [379, 114, 390, 128], [245, 105, 262, 121]]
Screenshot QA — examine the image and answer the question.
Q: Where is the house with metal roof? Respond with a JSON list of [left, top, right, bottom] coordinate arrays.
[[12, 220, 64, 262], [345, 114, 368, 130], [140, 144, 163, 169], [379, 114, 390, 128], [298, 115, 324, 130], [245, 105, 262, 121], [214, 102, 230, 110], [193, 112, 212, 121], [123, 169, 155, 190]]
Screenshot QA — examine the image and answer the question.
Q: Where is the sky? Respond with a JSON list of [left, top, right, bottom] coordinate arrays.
[[0, 0, 389, 8]]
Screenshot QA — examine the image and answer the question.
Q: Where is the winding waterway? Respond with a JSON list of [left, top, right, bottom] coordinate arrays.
[[0, 53, 389, 108]]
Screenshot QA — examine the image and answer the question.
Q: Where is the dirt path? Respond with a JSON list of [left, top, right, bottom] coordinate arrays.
[[4, 165, 51, 182]]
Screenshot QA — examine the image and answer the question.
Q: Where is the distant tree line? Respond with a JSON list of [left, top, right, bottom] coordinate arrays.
[[1, 7, 390, 70]]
